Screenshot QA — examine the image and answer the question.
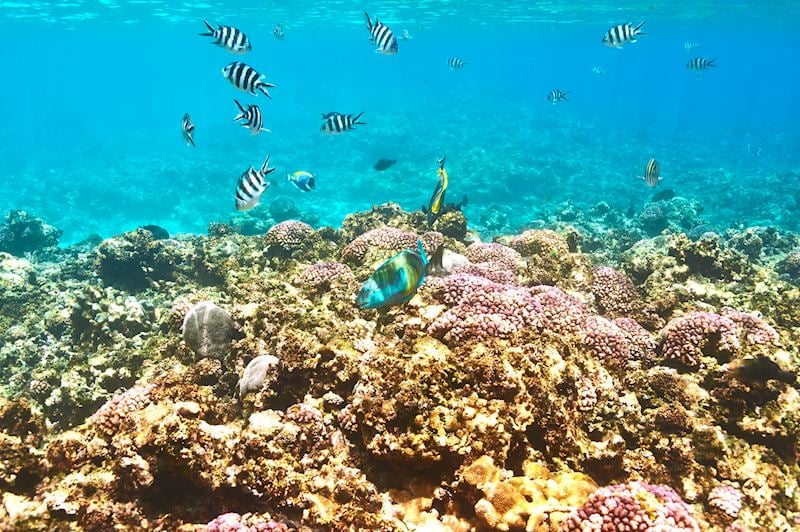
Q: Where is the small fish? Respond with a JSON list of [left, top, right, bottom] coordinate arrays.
[[640, 158, 661, 187], [747, 144, 763, 157], [273, 23, 285, 40], [683, 41, 701, 51], [222, 62, 275, 98], [235, 153, 276, 211], [687, 57, 716, 71], [181, 113, 195, 147], [602, 22, 646, 48], [727, 356, 796, 385], [287, 171, 315, 192], [357, 240, 428, 309], [140, 225, 169, 240], [233, 100, 269, 135], [320, 112, 365, 134], [427, 155, 448, 227], [400, 29, 412, 41], [592, 66, 606, 77], [364, 11, 398, 55], [547, 89, 569, 104], [448, 57, 467, 70], [199, 20, 252, 54], [374, 158, 397, 171]]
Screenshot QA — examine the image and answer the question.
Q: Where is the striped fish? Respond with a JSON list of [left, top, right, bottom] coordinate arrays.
[[592, 66, 606, 77], [235, 154, 276, 211], [364, 12, 398, 55], [233, 100, 269, 135], [447, 57, 466, 70], [683, 41, 701, 51], [199, 20, 251, 54], [547, 89, 569, 104], [641, 158, 661, 187], [181, 113, 195, 147], [427, 155, 448, 227], [273, 23, 284, 41], [602, 22, 645, 48], [320, 112, 365, 135], [222, 62, 275, 98], [357, 240, 429, 309], [687, 57, 716, 71]]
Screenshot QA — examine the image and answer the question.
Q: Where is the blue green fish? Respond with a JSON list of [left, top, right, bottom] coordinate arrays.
[[357, 240, 429, 309]]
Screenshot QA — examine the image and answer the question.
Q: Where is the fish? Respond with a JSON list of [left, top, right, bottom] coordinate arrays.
[[400, 29, 412, 41], [234, 153, 276, 211], [222, 62, 275, 98], [547, 89, 569, 104], [727, 356, 796, 385], [602, 22, 646, 48], [273, 23, 285, 40], [448, 57, 467, 70], [357, 240, 428, 309], [140, 225, 169, 240], [687, 57, 716, 71], [641, 158, 661, 187], [287, 171, 315, 192], [320, 112, 365, 134], [233, 100, 269, 135], [364, 11, 398, 55], [181, 113, 195, 147], [683, 41, 701, 51], [651, 188, 675, 202], [427, 155, 448, 227], [374, 158, 397, 171], [747, 144, 763, 157], [592, 66, 606, 77], [199, 20, 252, 54]]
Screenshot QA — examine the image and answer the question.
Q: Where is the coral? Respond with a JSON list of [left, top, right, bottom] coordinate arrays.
[[341, 227, 445, 265], [70, 285, 155, 347], [659, 312, 740, 366], [562, 481, 700, 531], [88, 384, 155, 437], [590, 266, 641, 317], [463, 242, 522, 272], [435, 210, 467, 240], [449, 261, 516, 284], [264, 220, 315, 252], [510, 229, 570, 258], [239, 355, 280, 398], [531, 286, 591, 336], [720, 307, 780, 347], [708, 483, 743, 521], [182, 301, 236, 360], [94, 228, 183, 291], [580, 316, 631, 374], [296, 261, 355, 289], [0, 210, 61, 255], [613, 317, 658, 364], [206, 512, 289, 531]]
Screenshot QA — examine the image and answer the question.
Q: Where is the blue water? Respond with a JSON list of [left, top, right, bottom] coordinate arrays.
[[2, 2, 799, 244]]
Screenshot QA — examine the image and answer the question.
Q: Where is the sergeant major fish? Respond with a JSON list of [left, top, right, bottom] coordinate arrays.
[[602, 22, 645, 48], [287, 171, 315, 192], [199, 20, 252, 54], [273, 23, 285, 40], [364, 12, 398, 55], [235, 153, 276, 211], [687, 57, 716, 71], [427, 155, 448, 227], [448, 57, 467, 70], [683, 41, 701, 51], [320, 112, 365, 134], [233, 100, 269, 134], [181, 113, 195, 147], [357, 240, 428, 309], [223, 62, 275, 98], [640, 158, 662, 187], [547, 89, 569, 104], [592, 66, 606, 77]]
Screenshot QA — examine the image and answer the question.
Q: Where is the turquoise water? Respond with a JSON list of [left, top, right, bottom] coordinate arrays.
[[2, 1, 799, 243]]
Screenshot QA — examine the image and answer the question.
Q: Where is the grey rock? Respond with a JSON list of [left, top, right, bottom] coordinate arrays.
[[239, 354, 280, 397], [182, 301, 235, 359]]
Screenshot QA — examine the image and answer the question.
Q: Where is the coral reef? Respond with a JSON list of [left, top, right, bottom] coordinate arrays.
[[182, 301, 236, 360], [0, 210, 62, 255]]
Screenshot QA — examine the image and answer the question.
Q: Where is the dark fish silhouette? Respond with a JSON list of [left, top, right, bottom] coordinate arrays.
[[728, 356, 796, 385], [374, 158, 397, 171], [140, 225, 169, 240], [651, 188, 675, 202]]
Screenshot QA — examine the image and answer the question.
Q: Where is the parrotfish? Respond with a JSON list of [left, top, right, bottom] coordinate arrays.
[[357, 240, 428, 309], [427, 155, 448, 227]]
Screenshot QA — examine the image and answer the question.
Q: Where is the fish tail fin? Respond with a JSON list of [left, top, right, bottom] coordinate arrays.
[[353, 112, 366, 125], [187, 137, 195, 147], [634, 21, 646, 33], [200, 20, 215, 36], [709, 58, 717, 67], [258, 83, 274, 99], [460, 194, 468, 207], [260, 154, 271, 174], [364, 11, 372, 31]]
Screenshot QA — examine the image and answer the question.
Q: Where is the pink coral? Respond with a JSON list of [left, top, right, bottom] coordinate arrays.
[[721, 308, 780, 347], [580, 316, 631, 373], [708, 484, 743, 520], [297, 261, 355, 289], [562, 482, 700, 531], [659, 312, 740, 366], [89, 384, 155, 437], [449, 261, 516, 284], [613, 317, 658, 363], [530, 286, 591, 336], [590, 266, 641, 317], [206, 512, 288, 532], [341, 227, 442, 263], [265, 220, 314, 251], [463, 242, 522, 272]]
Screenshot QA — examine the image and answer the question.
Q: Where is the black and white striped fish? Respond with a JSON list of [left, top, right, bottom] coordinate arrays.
[[235, 154, 275, 211], [199, 20, 251, 54], [222, 62, 275, 98], [320, 112, 366, 135], [683, 41, 701, 51], [687, 57, 716, 71], [641, 158, 661, 187], [273, 24, 284, 41], [592, 66, 606, 77], [364, 12, 398, 55], [233, 100, 269, 135], [602, 22, 645, 48], [447, 57, 466, 70], [547, 89, 569, 104], [181, 113, 195, 147]]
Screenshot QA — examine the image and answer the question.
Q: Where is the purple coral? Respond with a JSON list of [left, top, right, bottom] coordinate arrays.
[[463, 242, 522, 272], [590, 266, 641, 317], [708, 484, 743, 520], [341, 228, 442, 263], [614, 317, 658, 363], [720, 308, 780, 347], [265, 220, 314, 251], [530, 286, 591, 336], [206, 512, 288, 532], [581, 316, 631, 373], [449, 261, 516, 284], [659, 312, 740, 366], [297, 261, 355, 289], [562, 482, 700, 531], [89, 384, 155, 437]]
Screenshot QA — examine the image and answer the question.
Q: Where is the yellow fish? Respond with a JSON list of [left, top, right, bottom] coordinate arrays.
[[427, 155, 448, 227]]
